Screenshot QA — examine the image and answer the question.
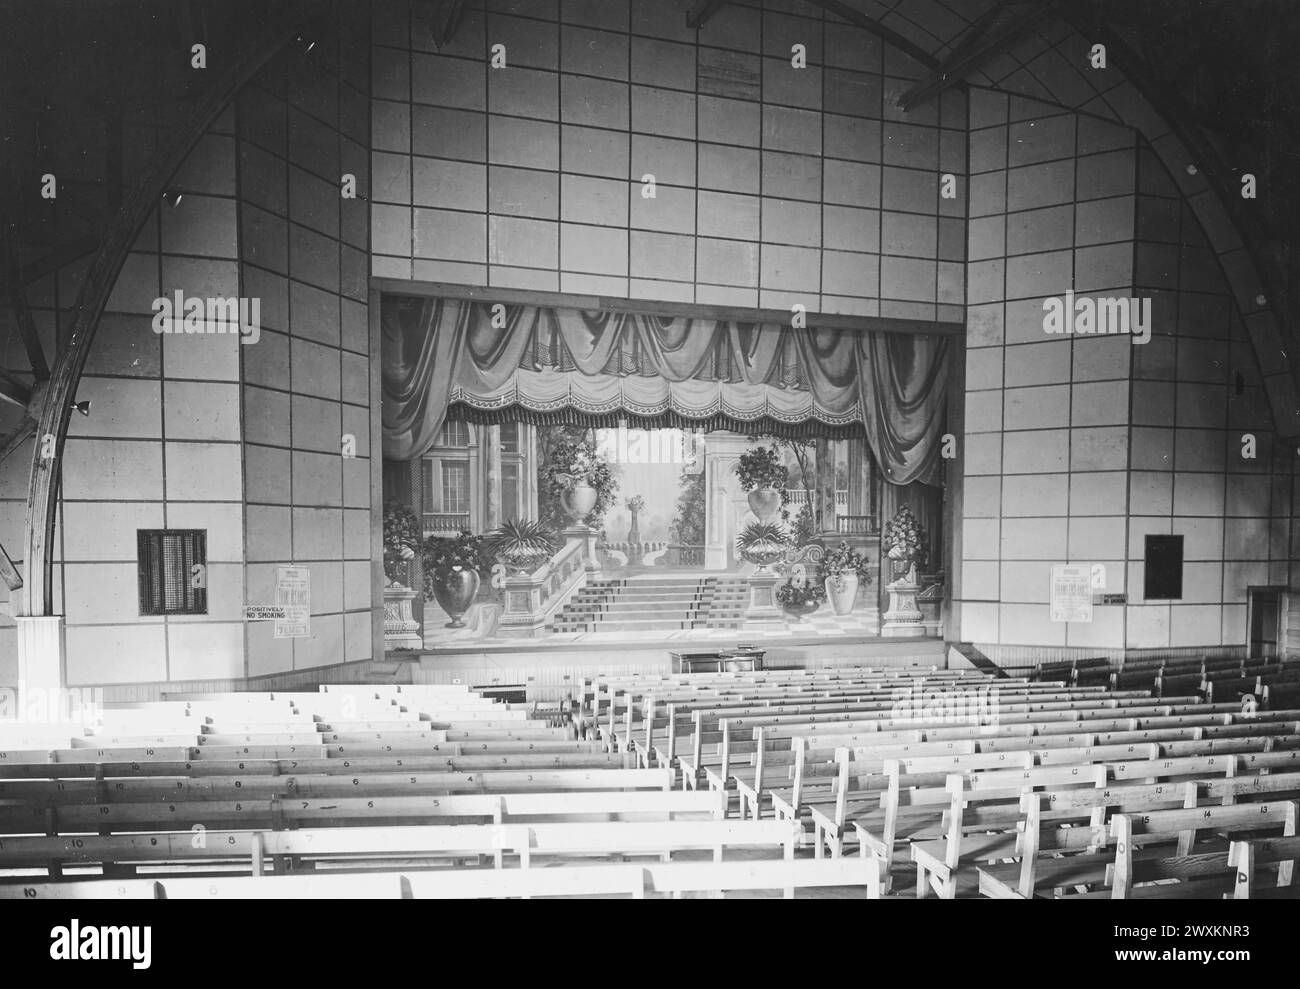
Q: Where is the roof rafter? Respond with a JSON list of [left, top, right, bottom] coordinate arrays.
[[0, 370, 32, 409], [0, 420, 35, 471], [419, 0, 467, 50], [897, 1, 1061, 111], [2, 234, 51, 382], [686, 0, 729, 30], [798, 0, 940, 71]]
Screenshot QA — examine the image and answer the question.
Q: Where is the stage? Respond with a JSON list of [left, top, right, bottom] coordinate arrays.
[[391, 635, 950, 704]]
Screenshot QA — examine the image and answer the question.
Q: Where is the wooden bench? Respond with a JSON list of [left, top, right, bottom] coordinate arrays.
[[1106, 799, 1299, 898], [977, 771, 1300, 898], [781, 725, 1300, 855], [0, 767, 676, 807], [0, 855, 882, 900], [1225, 834, 1300, 898], [0, 818, 806, 878], [618, 685, 1193, 779], [0, 785, 728, 837], [762, 716, 1300, 839]]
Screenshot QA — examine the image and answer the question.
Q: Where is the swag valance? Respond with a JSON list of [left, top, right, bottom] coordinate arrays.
[[382, 295, 950, 486]]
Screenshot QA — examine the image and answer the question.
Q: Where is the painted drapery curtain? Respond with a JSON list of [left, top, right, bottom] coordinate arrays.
[[382, 295, 950, 485]]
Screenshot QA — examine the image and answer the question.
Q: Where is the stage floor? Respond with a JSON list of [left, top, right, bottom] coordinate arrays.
[[419, 606, 882, 651], [396, 636, 950, 703]]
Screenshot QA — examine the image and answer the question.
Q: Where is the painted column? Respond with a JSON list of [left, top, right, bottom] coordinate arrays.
[[848, 436, 871, 516], [408, 457, 424, 629], [485, 424, 502, 531], [816, 439, 838, 537], [703, 433, 753, 570], [523, 423, 539, 520]]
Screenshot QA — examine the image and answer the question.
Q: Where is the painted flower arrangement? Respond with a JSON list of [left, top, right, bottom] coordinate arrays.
[[549, 442, 604, 486], [382, 501, 422, 582], [422, 529, 485, 577], [733, 446, 789, 492], [775, 579, 827, 610], [421, 529, 488, 628], [883, 506, 927, 581], [543, 439, 618, 526], [822, 540, 873, 585]]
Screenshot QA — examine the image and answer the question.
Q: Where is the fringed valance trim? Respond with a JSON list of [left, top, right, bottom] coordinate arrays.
[[444, 402, 869, 440]]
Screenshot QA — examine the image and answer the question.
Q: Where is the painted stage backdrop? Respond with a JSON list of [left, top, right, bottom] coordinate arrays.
[[379, 294, 948, 650]]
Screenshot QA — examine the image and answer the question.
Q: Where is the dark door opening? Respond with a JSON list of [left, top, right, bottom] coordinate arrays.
[[1247, 586, 1283, 660]]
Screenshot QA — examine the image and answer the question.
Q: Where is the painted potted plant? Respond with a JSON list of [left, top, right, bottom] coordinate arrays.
[[382, 501, 424, 648], [775, 578, 827, 621], [545, 439, 617, 527], [382, 501, 422, 584], [734, 446, 789, 523], [883, 506, 927, 583], [422, 529, 485, 628], [821, 540, 873, 616], [735, 521, 790, 576], [487, 519, 557, 576]]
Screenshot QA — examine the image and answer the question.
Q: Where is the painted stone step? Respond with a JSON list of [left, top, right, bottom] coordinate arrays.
[[554, 618, 709, 633], [574, 584, 747, 597], [585, 574, 717, 582], [584, 605, 707, 617], [571, 588, 715, 600], [560, 607, 699, 619], [553, 618, 746, 633], [561, 597, 746, 613], [589, 579, 745, 587], [581, 582, 748, 595]]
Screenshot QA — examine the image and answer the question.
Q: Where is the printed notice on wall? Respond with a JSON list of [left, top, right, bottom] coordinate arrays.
[[275, 566, 311, 638], [243, 605, 287, 621], [1050, 564, 1093, 623]]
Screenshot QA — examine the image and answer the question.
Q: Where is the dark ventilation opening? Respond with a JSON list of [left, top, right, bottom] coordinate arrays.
[[138, 529, 208, 616], [1143, 534, 1184, 600]]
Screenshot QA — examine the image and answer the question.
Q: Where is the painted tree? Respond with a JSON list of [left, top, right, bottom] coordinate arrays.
[[747, 433, 820, 529], [669, 467, 705, 547]]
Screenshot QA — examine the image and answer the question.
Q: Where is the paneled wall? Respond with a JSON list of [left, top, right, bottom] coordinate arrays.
[[956, 88, 1293, 652], [1122, 143, 1294, 648], [0, 7, 374, 687], [236, 22, 376, 678], [42, 110, 248, 686], [367, 0, 966, 320]]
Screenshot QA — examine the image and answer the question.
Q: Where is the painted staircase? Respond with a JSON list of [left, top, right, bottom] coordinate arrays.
[[552, 575, 750, 634]]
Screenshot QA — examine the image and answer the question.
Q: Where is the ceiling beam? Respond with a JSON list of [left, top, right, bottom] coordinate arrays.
[[0, 371, 32, 409], [897, 1, 1059, 111], [426, 0, 467, 49], [0, 419, 35, 470], [3, 237, 51, 382], [16, 239, 100, 286], [686, 0, 728, 30], [799, 0, 939, 70]]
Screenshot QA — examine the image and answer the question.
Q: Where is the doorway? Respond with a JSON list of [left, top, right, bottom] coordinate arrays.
[[1246, 586, 1284, 659]]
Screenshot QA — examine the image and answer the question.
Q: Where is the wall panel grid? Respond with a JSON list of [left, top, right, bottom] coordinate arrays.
[[957, 86, 1291, 651], [369, 0, 967, 320]]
